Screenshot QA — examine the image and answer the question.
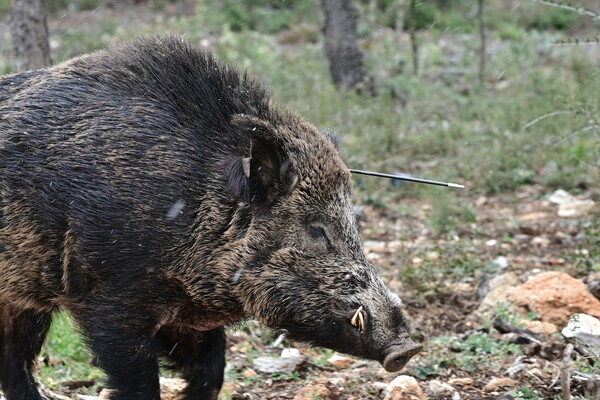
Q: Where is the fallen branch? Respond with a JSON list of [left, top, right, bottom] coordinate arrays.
[[529, 0, 600, 20], [493, 318, 544, 344], [522, 110, 573, 131], [561, 343, 573, 400], [572, 371, 600, 400]]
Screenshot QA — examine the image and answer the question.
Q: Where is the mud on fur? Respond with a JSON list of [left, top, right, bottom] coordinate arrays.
[[0, 35, 422, 400]]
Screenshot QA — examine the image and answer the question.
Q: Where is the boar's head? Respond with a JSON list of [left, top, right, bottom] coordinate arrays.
[[225, 114, 422, 372]]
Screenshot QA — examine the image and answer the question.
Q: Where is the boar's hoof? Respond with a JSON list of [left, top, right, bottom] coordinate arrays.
[[382, 342, 423, 372]]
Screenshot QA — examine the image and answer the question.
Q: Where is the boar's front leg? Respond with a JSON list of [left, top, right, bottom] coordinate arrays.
[[157, 326, 226, 400], [74, 302, 161, 400], [0, 305, 53, 400]]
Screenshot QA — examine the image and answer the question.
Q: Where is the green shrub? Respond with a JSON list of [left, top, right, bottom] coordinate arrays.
[[79, 0, 99, 11], [202, 0, 312, 34], [523, 6, 579, 31], [46, 0, 72, 13], [508, 386, 543, 400], [404, 2, 439, 30]]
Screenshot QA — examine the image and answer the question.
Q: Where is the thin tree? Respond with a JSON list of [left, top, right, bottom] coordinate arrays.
[[477, 0, 486, 86], [10, 0, 51, 72], [321, 0, 376, 95], [407, 0, 418, 76], [395, 0, 405, 35]]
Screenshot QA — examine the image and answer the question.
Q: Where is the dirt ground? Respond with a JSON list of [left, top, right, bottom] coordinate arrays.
[[209, 186, 598, 400]]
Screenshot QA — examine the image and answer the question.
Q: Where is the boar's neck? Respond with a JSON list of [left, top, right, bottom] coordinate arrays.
[[167, 194, 251, 328]]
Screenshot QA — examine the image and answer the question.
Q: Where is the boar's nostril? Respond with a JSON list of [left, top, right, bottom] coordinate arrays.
[[382, 342, 423, 373]]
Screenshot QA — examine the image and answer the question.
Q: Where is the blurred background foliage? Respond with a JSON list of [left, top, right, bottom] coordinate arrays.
[[0, 0, 598, 203]]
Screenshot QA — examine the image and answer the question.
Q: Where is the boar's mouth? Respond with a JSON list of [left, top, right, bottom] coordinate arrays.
[[381, 341, 423, 372], [346, 305, 422, 372]]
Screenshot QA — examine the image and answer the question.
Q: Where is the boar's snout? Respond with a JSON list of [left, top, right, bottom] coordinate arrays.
[[382, 341, 423, 372]]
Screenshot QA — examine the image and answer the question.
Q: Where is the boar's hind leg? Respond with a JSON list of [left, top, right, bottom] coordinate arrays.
[[75, 305, 161, 400], [0, 305, 52, 400], [157, 326, 226, 400]]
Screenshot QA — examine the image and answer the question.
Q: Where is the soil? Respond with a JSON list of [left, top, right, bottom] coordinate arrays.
[[213, 186, 598, 400]]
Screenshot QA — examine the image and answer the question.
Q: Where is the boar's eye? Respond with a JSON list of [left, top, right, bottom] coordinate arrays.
[[308, 224, 330, 245]]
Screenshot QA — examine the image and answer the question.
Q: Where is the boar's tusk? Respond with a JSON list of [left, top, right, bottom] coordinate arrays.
[[242, 157, 251, 178], [350, 306, 365, 333], [357, 308, 365, 332]]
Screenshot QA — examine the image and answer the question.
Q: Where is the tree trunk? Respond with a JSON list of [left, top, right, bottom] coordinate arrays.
[[367, 0, 377, 25], [408, 0, 418, 76], [395, 0, 405, 34], [477, 0, 486, 86], [322, 0, 376, 96], [10, 0, 51, 72]]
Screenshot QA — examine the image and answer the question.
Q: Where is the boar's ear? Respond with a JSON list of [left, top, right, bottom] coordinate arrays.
[[226, 115, 298, 205], [322, 128, 339, 150]]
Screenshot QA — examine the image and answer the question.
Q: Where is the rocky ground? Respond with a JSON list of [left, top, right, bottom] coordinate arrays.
[[31, 185, 599, 400]]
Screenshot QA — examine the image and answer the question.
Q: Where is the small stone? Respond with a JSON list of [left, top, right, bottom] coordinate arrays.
[[293, 379, 340, 400], [548, 189, 596, 217], [253, 354, 306, 373], [547, 257, 565, 265], [242, 368, 258, 378], [518, 319, 558, 335], [160, 377, 187, 400], [558, 199, 595, 217], [518, 212, 548, 222], [483, 377, 518, 392], [447, 377, 473, 386], [485, 239, 497, 246], [561, 313, 600, 349], [327, 353, 357, 369], [411, 257, 423, 265], [428, 380, 454, 394], [491, 256, 509, 269], [363, 240, 387, 253], [372, 382, 389, 391], [531, 236, 550, 246], [477, 272, 520, 317], [97, 390, 115, 400], [427, 251, 440, 261], [507, 271, 600, 325], [281, 348, 301, 358], [549, 189, 573, 204], [384, 375, 426, 400], [475, 196, 487, 207]]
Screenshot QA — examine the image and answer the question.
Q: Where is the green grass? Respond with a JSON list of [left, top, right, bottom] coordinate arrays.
[[417, 331, 520, 376], [508, 386, 544, 400], [39, 312, 104, 391]]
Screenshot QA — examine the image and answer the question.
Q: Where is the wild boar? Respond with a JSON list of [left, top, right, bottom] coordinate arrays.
[[0, 35, 421, 400]]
